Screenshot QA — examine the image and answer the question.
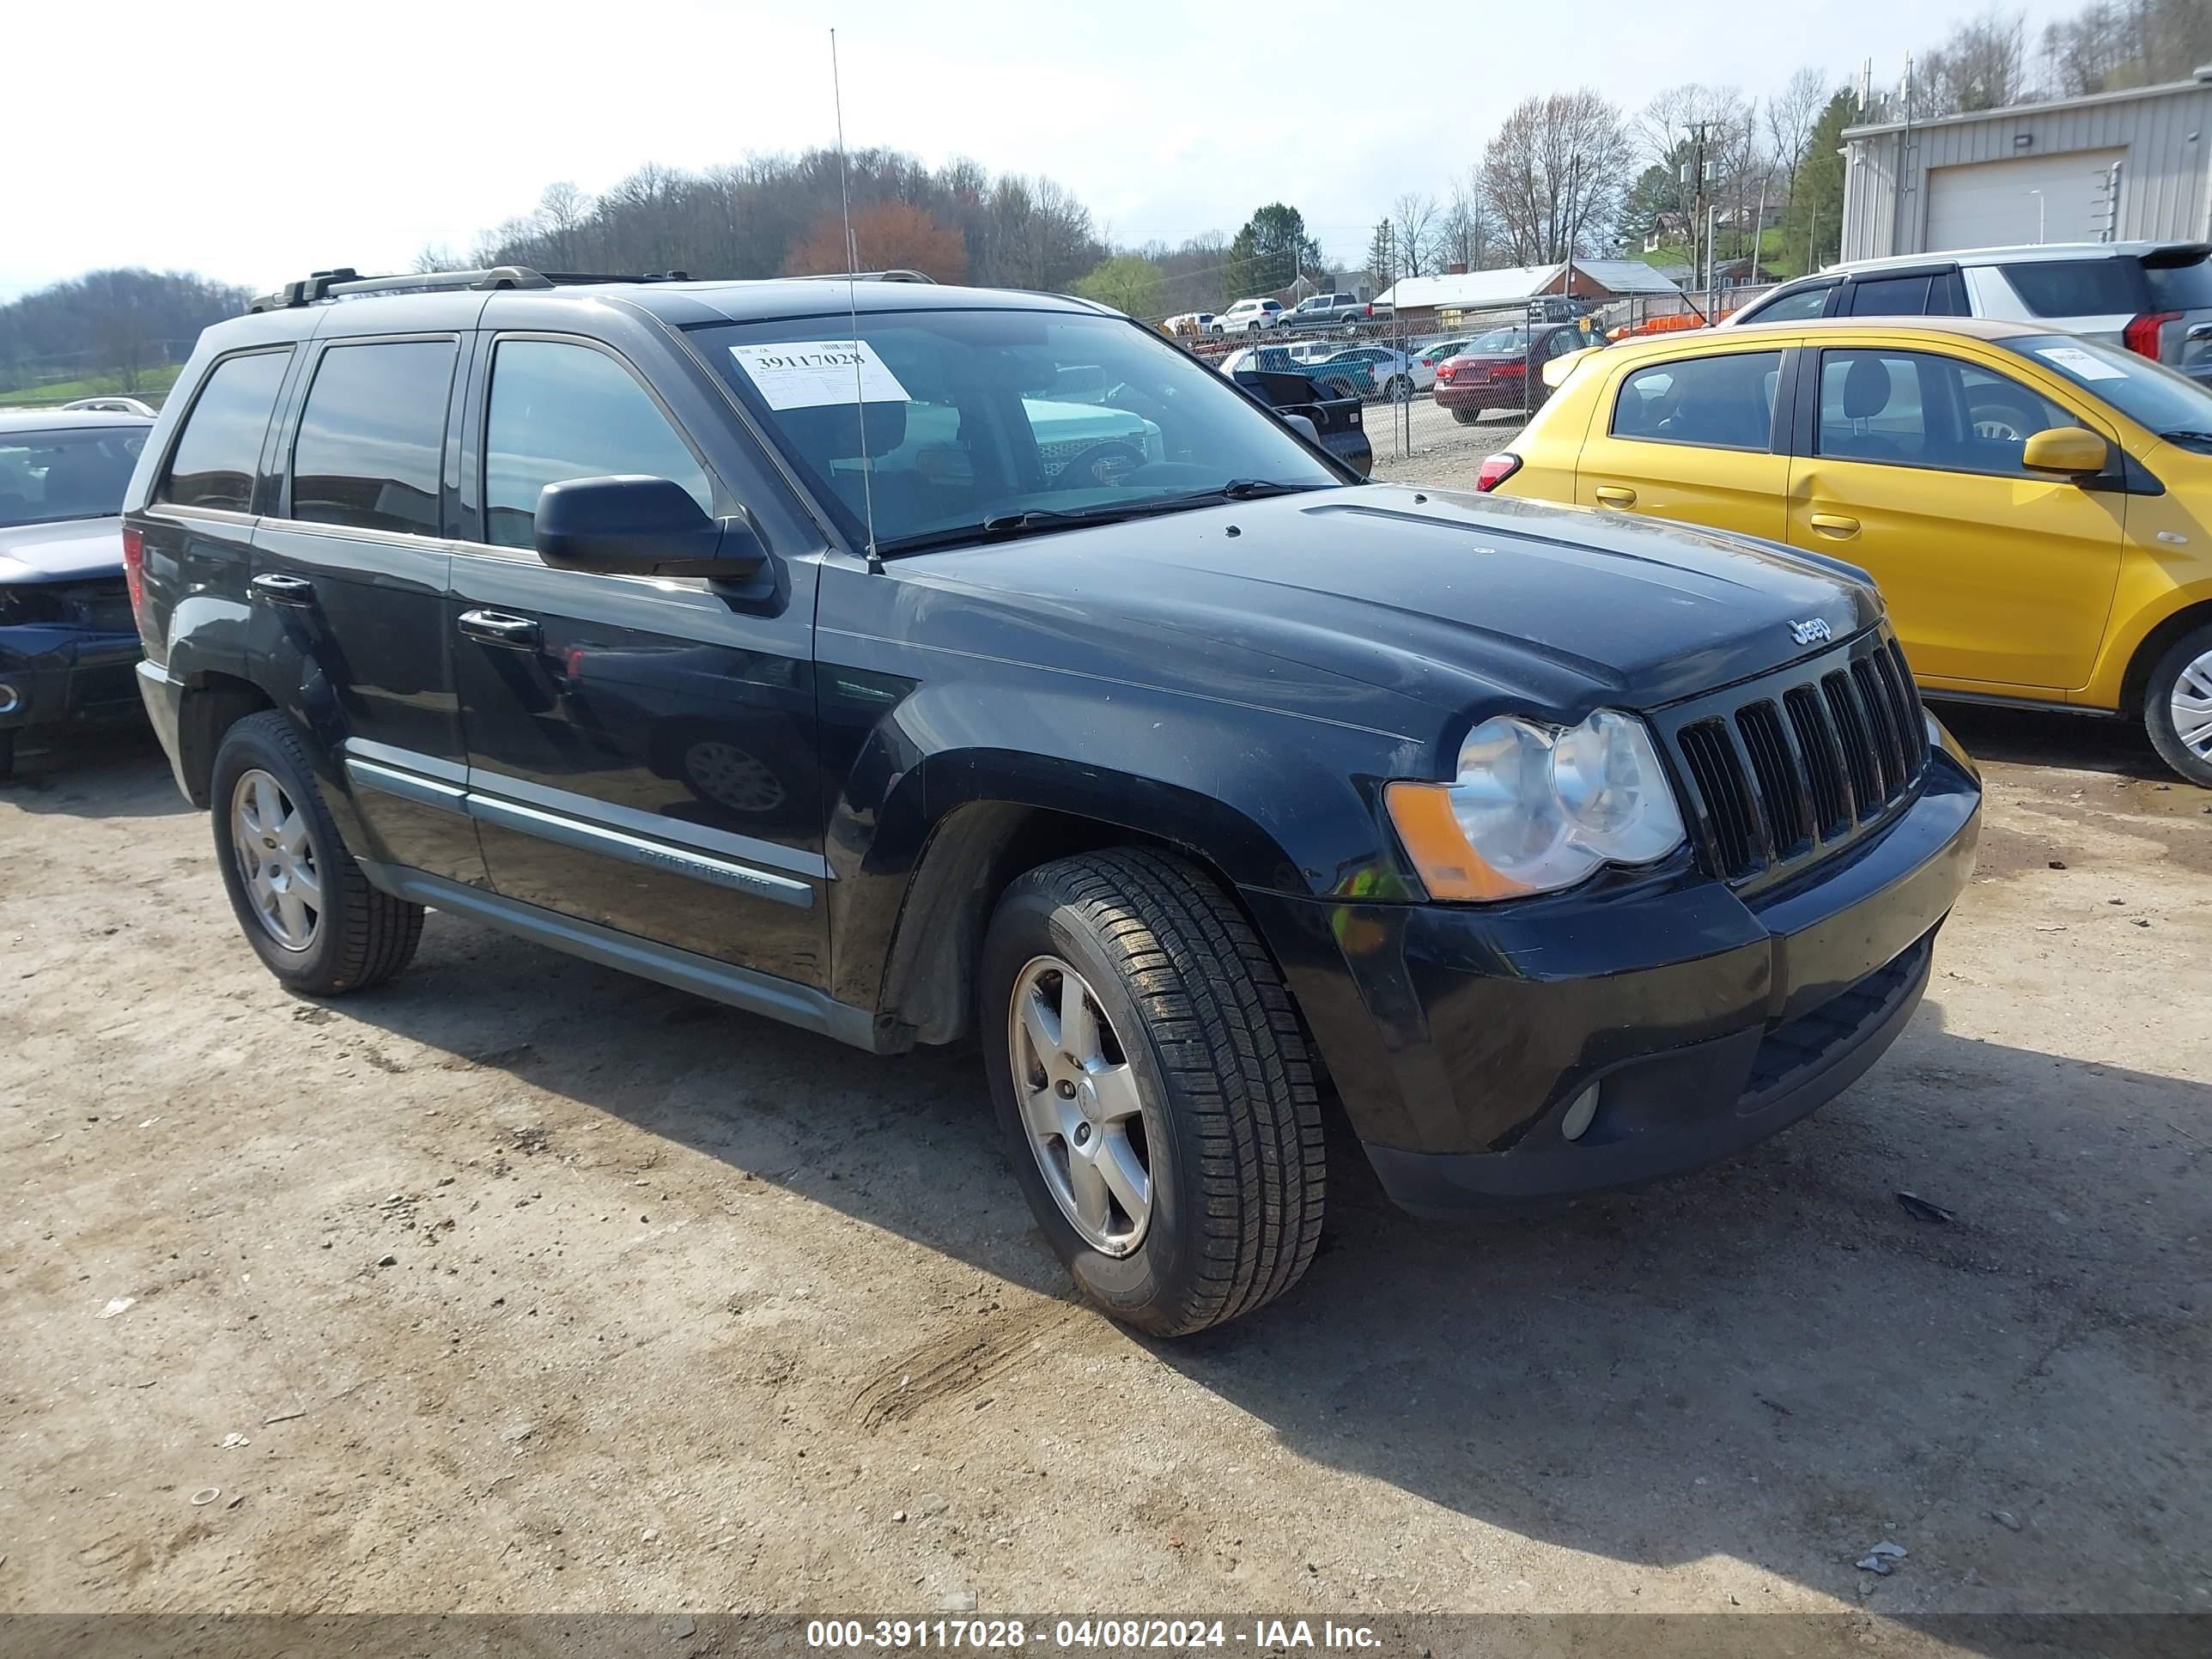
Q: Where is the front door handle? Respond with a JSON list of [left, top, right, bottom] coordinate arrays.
[[1593, 485, 1637, 507], [458, 609, 543, 648], [250, 572, 316, 606], [1808, 513, 1861, 538]]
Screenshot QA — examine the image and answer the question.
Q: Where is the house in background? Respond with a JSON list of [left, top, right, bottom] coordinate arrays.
[[1374, 260, 1681, 332], [1841, 63, 2212, 259]]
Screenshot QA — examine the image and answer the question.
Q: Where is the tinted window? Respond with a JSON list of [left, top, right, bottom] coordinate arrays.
[[0, 427, 146, 527], [290, 341, 457, 535], [483, 341, 712, 550], [161, 350, 290, 512], [1609, 350, 1782, 449], [2145, 252, 2212, 312], [2002, 258, 2145, 317], [1747, 283, 1832, 323], [1818, 349, 2076, 475], [1846, 274, 1933, 316]]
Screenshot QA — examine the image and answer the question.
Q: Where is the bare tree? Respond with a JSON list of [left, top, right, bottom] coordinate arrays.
[[1764, 67, 1828, 185], [1920, 9, 2030, 114], [1638, 84, 1755, 278], [1479, 90, 1633, 267], [1441, 177, 1501, 270], [1389, 193, 1443, 279], [537, 181, 591, 269]]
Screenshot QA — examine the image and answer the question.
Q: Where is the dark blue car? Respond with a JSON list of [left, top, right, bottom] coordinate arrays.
[[0, 409, 152, 780]]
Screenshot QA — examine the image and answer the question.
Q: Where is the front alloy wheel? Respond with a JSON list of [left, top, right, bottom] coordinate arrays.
[[1009, 955, 1151, 1255]]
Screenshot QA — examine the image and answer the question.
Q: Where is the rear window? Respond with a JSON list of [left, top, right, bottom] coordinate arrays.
[[2145, 252, 2212, 312], [2002, 258, 2146, 318], [0, 427, 146, 527], [1611, 350, 1782, 449], [160, 350, 292, 513], [289, 340, 458, 536]]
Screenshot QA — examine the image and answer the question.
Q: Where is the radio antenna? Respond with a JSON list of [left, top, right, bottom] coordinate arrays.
[[830, 28, 883, 574]]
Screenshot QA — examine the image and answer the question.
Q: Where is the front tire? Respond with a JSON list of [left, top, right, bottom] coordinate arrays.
[[210, 711, 425, 995], [2144, 623, 2212, 787], [981, 850, 1325, 1336]]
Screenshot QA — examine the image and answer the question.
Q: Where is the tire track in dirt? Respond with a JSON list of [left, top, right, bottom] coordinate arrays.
[[848, 1301, 1091, 1431]]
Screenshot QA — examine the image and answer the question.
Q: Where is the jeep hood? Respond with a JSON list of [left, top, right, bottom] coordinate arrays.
[[0, 517, 125, 584], [895, 484, 1881, 731]]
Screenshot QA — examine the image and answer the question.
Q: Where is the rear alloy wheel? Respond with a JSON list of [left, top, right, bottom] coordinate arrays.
[[981, 849, 1325, 1335], [210, 711, 425, 995], [1384, 375, 1413, 403], [2144, 623, 2212, 787]]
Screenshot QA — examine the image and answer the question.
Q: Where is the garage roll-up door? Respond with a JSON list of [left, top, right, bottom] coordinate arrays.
[[1924, 149, 2124, 250]]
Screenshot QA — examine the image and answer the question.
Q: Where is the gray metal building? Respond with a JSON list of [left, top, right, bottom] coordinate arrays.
[[1840, 66, 2212, 261]]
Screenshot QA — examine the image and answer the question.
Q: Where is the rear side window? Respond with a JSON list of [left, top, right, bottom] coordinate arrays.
[[1610, 350, 1782, 450], [289, 340, 458, 536], [1846, 274, 1932, 316], [483, 340, 711, 550], [1744, 284, 1832, 324], [160, 350, 291, 513], [2002, 258, 2146, 318]]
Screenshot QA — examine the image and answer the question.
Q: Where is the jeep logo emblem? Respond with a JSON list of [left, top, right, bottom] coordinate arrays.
[[1789, 618, 1832, 646]]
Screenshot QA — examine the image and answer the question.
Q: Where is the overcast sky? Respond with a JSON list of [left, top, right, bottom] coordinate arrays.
[[12, 0, 2081, 301]]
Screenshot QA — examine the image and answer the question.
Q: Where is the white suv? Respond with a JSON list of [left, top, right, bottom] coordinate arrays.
[[1211, 298, 1284, 334], [1725, 241, 2212, 385]]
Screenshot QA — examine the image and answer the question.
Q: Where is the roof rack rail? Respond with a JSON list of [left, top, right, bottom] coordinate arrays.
[[792, 269, 937, 285], [245, 266, 693, 313]]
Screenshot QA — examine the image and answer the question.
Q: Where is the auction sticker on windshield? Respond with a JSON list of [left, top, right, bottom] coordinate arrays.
[[728, 341, 911, 409], [2034, 345, 2125, 380]]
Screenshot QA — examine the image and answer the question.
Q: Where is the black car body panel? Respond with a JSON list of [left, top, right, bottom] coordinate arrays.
[[128, 275, 1980, 1215]]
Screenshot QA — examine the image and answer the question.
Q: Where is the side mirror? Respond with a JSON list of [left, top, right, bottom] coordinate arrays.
[[1281, 412, 1322, 446], [533, 476, 767, 580], [2021, 426, 2108, 477]]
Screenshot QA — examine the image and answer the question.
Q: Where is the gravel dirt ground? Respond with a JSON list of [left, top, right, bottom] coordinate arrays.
[[2, 659, 2207, 1635]]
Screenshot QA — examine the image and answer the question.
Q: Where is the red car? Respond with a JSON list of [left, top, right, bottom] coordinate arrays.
[[1432, 321, 1603, 424]]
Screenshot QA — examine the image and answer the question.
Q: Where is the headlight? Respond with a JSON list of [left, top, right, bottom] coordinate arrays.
[[1384, 708, 1686, 901]]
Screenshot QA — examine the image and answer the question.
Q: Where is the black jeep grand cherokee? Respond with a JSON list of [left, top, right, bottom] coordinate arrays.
[[125, 267, 1980, 1334]]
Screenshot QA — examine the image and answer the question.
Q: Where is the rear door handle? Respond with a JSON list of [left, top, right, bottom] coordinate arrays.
[[1808, 514, 1861, 538], [1593, 485, 1637, 507], [250, 572, 316, 606], [458, 609, 543, 648]]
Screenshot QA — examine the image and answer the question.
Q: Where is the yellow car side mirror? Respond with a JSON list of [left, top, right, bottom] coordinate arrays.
[[2021, 426, 2108, 477]]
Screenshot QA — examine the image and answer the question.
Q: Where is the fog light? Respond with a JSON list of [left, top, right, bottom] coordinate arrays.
[[0, 683, 20, 716], [1560, 1083, 1599, 1142]]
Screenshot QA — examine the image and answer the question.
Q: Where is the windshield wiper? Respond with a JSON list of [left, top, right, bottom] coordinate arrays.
[[2160, 429, 2212, 444], [872, 481, 1333, 558]]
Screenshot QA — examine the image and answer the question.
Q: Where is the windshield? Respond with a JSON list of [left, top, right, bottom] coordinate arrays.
[[1463, 326, 1526, 355], [2004, 333, 2212, 447], [0, 426, 145, 527], [697, 309, 1341, 554]]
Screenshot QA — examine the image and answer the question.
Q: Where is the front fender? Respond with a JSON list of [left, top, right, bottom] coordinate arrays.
[[823, 672, 1431, 1035]]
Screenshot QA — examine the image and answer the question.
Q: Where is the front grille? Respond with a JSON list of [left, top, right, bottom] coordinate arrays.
[[0, 576, 133, 633], [1665, 634, 1929, 886]]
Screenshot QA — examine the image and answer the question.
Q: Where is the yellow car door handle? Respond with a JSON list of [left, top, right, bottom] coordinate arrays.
[[1808, 514, 1861, 538], [1593, 486, 1637, 507]]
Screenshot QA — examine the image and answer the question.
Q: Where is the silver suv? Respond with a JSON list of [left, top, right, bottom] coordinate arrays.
[[1725, 241, 2212, 384]]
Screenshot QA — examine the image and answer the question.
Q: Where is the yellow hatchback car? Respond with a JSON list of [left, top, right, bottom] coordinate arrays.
[[1483, 318, 2212, 784]]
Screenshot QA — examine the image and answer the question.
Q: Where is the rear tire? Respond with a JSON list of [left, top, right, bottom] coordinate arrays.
[[210, 711, 425, 996], [981, 849, 1325, 1336], [2143, 623, 2212, 787], [1451, 409, 1481, 426]]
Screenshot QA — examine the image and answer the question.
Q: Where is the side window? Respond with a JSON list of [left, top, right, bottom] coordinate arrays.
[[1817, 351, 1929, 462], [1846, 274, 1934, 316], [2002, 258, 2143, 318], [1817, 349, 2077, 474], [158, 350, 292, 513], [1747, 283, 1832, 324], [483, 340, 712, 550], [289, 340, 457, 535], [1609, 350, 1782, 450]]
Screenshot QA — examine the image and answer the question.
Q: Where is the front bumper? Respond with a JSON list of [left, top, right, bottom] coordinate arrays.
[[1248, 726, 1981, 1217], [0, 623, 144, 738]]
